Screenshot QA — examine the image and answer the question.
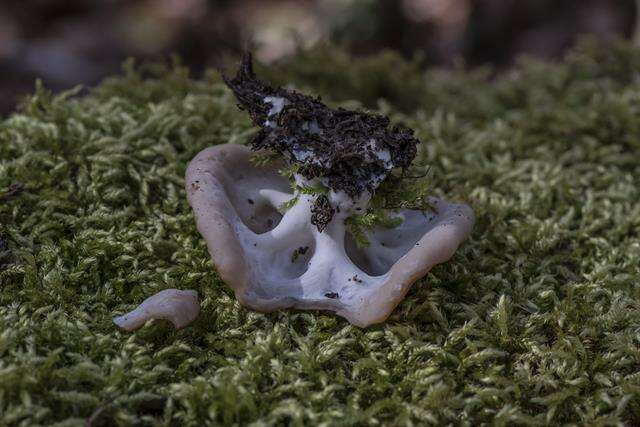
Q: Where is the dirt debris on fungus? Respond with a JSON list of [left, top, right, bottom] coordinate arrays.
[[223, 53, 421, 220]]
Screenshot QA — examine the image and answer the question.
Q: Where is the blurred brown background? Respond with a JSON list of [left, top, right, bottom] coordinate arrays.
[[0, 0, 636, 115]]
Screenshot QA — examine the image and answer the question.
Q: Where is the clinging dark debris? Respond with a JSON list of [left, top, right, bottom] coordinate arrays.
[[223, 53, 420, 199], [310, 195, 335, 232], [290, 245, 310, 263]]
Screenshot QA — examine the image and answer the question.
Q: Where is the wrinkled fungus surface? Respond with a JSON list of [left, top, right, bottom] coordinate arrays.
[[186, 144, 474, 326]]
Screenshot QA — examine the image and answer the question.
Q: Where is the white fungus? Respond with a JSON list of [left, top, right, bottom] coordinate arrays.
[[184, 144, 474, 327], [113, 289, 200, 332], [264, 96, 287, 116]]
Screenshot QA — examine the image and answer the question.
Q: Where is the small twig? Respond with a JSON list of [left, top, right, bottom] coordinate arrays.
[[0, 182, 24, 200], [634, 0, 640, 47], [400, 165, 431, 180], [0, 235, 10, 271], [85, 399, 114, 427]]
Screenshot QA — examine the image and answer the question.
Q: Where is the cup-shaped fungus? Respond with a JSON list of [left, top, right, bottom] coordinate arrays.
[[185, 54, 474, 327]]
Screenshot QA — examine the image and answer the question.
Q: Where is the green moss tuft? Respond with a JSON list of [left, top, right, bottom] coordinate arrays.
[[1, 38, 640, 425]]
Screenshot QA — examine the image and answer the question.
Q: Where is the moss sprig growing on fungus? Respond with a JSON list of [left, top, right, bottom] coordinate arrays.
[[224, 53, 421, 233]]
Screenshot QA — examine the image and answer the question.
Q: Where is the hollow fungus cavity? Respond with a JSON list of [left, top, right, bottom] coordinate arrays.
[[114, 54, 474, 331]]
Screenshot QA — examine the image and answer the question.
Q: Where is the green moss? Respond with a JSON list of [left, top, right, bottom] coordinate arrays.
[[1, 37, 640, 425]]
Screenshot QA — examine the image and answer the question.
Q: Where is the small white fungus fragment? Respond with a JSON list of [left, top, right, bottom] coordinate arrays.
[[377, 148, 392, 168], [113, 289, 200, 331], [366, 138, 393, 169], [302, 120, 321, 134], [263, 96, 288, 128], [264, 96, 287, 116], [292, 148, 314, 161]]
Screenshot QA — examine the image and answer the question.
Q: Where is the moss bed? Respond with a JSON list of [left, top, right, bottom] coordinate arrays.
[[1, 38, 640, 426]]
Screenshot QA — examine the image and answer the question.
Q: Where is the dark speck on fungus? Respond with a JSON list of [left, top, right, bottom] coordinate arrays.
[[291, 245, 310, 262]]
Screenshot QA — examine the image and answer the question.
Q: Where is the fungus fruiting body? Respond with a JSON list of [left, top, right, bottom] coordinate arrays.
[[186, 143, 473, 327], [181, 54, 474, 327]]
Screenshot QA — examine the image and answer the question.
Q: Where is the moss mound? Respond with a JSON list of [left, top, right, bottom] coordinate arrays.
[[1, 39, 640, 425]]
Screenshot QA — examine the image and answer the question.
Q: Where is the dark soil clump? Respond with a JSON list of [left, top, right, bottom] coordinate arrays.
[[224, 53, 420, 199]]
